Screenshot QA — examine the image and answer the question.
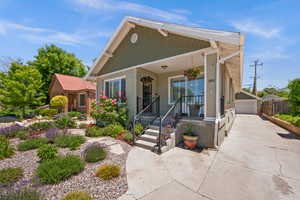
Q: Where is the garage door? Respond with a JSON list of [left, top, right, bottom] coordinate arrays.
[[235, 100, 257, 114]]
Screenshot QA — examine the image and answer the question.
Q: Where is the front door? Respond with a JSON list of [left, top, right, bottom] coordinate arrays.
[[142, 82, 152, 109]]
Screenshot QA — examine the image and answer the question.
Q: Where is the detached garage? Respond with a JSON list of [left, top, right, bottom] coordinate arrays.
[[235, 91, 261, 114]]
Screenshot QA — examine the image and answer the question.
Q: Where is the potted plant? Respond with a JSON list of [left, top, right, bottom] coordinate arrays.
[[183, 123, 198, 149], [184, 67, 202, 80]]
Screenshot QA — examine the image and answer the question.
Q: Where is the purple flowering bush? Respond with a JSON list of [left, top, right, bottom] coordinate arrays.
[[0, 124, 24, 138]]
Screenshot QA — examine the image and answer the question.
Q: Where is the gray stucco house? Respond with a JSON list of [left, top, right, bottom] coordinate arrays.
[[85, 16, 244, 153]]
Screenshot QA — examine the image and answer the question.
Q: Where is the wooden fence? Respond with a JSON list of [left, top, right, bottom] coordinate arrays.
[[261, 100, 291, 116]]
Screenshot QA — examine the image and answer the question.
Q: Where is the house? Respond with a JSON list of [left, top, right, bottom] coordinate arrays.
[[261, 94, 288, 102], [85, 16, 244, 152], [235, 90, 261, 114], [49, 74, 96, 116]]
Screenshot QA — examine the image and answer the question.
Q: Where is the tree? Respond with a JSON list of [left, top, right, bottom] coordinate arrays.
[[28, 45, 87, 100], [287, 78, 300, 114], [0, 63, 45, 118]]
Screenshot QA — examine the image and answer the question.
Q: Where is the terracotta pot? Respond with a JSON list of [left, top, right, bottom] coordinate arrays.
[[183, 135, 198, 149]]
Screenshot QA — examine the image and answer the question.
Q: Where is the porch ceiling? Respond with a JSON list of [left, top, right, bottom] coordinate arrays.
[[140, 51, 204, 74]]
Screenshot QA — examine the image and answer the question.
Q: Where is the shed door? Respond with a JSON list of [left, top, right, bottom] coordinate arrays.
[[235, 100, 257, 114]]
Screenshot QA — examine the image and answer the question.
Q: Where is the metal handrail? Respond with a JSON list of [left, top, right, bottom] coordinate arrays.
[[133, 96, 160, 143], [158, 96, 182, 153]]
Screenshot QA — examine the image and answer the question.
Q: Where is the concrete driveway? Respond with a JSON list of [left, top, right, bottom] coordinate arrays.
[[119, 115, 300, 200]]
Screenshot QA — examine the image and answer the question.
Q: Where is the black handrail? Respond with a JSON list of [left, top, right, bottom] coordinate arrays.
[[133, 96, 160, 143], [158, 97, 182, 153]]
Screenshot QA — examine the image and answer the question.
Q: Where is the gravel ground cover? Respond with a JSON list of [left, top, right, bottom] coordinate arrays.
[[0, 135, 132, 200]]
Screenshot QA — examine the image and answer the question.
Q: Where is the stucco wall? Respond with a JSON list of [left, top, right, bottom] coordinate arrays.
[[97, 25, 210, 76], [205, 53, 217, 118]]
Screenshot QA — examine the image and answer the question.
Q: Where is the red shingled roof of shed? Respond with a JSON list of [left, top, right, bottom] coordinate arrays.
[[52, 74, 96, 91]]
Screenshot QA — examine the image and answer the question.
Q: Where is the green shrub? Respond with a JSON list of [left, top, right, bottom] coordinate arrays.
[[84, 144, 106, 163], [67, 112, 81, 118], [0, 189, 41, 200], [103, 124, 126, 137], [0, 136, 14, 160], [275, 114, 300, 128], [37, 144, 58, 161], [18, 138, 48, 151], [54, 135, 85, 150], [0, 168, 23, 184], [134, 123, 144, 136], [28, 121, 56, 131], [85, 126, 104, 137], [55, 116, 76, 129], [39, 108, 58, 117], [95, 164, 120, 180], [60, 191, 91, 200], [16, 130, 29, 140], [36, 155, 85, 184], [50, 96, 68, 108], [124, 132, 133, 143]]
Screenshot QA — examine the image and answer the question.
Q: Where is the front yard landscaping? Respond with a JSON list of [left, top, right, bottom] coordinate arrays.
[[275, 113, 300, 128], [0, 115, 132, 200]]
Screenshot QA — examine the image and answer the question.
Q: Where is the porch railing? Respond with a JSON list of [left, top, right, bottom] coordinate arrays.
[[180, 95, 205, 118], [157, 94, 204, 153], [133, 96, 160, 143], [136, 96, 159, 114]]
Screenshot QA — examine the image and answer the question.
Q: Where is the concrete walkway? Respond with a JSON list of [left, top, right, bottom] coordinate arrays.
[[119, 115, 300, 200]]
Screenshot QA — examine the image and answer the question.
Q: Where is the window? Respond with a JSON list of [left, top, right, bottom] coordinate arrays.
[[169, 76, 204, 104], [104, 77, 126, 98], [79, 93, 86, 107]]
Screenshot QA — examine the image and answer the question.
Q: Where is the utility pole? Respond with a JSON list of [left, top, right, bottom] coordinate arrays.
[[250, 59, 263, 95]]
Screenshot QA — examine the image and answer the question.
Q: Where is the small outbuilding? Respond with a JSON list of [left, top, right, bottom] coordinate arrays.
[[235, 90, 261, 114], [49, 74, 96, 116]]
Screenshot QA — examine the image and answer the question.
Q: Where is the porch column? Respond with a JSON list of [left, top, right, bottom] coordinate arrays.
[[204, 52, 220, 120], [125, 68, 137, 118]]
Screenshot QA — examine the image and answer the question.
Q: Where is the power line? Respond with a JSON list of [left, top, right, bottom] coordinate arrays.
[[250, 59, 263, 95]]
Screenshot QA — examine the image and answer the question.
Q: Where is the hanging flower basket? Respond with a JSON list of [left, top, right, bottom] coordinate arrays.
[[184, 67, 202, 80]]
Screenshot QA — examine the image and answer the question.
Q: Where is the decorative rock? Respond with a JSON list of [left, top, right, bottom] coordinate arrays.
[[110, 144, 125, 155]]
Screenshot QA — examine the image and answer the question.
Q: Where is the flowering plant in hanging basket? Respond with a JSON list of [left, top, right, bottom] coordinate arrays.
[[184, 67, 202, 80]]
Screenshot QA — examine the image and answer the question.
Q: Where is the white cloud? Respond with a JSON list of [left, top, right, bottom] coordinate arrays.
[[231, 19, 280, 38], [0, 20, 48, 35], [71, 0, 189, 23], [0, 19, 111, 46], [249, 46, 289, 61]]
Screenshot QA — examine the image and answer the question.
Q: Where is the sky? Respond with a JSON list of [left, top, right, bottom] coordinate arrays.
[[0, 0, 299, 90]]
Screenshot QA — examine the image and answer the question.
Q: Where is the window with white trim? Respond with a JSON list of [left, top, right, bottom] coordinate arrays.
[[104, 77, 126, 98], [79, 93, 86, 107], [169, 76, 204, 104]]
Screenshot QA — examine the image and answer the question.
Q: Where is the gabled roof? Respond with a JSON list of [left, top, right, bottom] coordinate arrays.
[[85, 16, 244, 80], [236, 90, 261, 100], [50, 74, 96, 92]]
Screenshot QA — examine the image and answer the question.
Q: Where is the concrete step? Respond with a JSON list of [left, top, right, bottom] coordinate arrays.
[[145, 128, 159, 136], [138, 134, 158, 143], [135, 140, 156, 150], [148, 125, 159, 130]]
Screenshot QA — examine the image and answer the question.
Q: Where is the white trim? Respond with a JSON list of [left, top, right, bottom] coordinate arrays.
[[209, 40, 217, 49], [103, 75, 126, 98], [78, 93, 86, 107], [90, 47, 213, 80], [158, 29, 168, 37], [216, 50, 221, 120], [167, 75, 205, 105], [168, 75, 185, 105], [84, 18, 134, 80], [204, 53, 207, 119], [219, 50, 240, 64], [85, 16, 243, 80], [104, 51, 113, 58]]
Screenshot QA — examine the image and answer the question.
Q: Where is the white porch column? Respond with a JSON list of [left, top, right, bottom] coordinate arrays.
[[204, 51, 220, 120]]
